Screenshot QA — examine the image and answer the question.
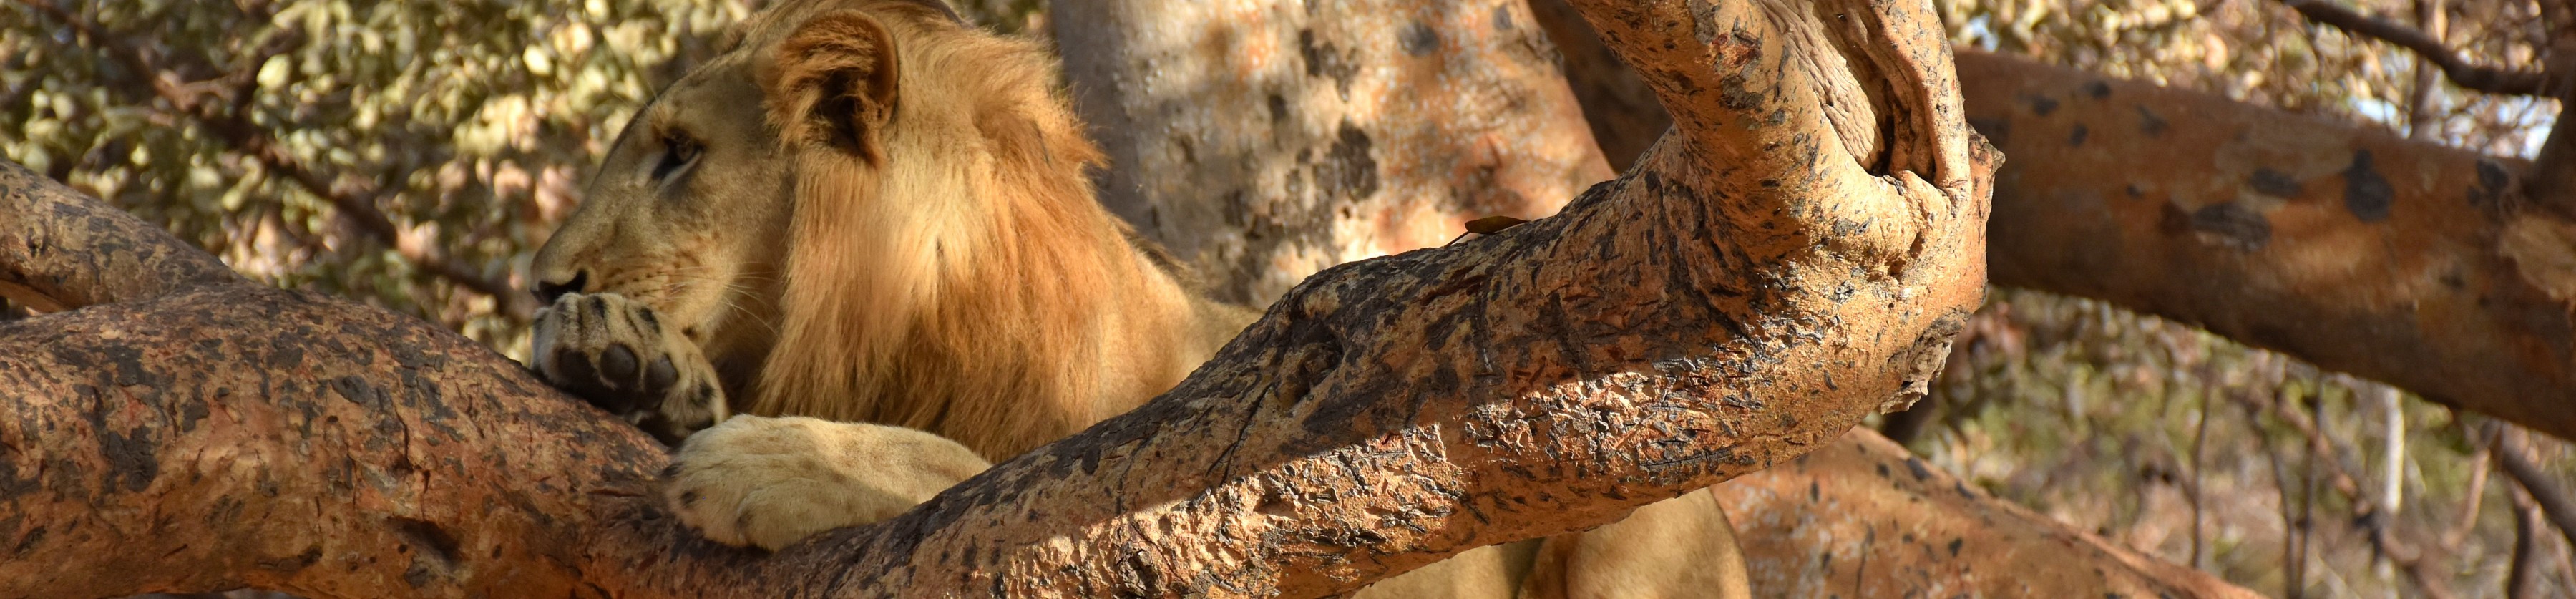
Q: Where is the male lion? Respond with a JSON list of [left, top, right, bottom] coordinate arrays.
[[527, 1, 1747, 595]]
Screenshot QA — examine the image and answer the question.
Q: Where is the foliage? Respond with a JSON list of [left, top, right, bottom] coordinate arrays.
[[3, 0, 756, 355]]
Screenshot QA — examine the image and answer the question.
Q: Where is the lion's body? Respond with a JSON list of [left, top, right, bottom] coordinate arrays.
[[527, 1, 1744, 595]]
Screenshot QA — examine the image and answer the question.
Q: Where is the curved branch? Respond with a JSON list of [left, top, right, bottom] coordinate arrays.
[[2277, 0, 2548, 96], [0, 160, 244, 310]]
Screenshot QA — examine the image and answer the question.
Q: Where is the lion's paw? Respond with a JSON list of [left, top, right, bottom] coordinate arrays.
[[531, 292, 726, 444], [663, 415, 992, 550]]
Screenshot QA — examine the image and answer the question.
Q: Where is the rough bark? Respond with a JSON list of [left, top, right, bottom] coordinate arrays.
[[1954, 51, 2576, 442], [1051, 0, 1613, 303], [1526, 0, 2576, 441], [1720, 429, 2263, 598], [1, 0, 1990, 595], [0, 162, 246, 312]]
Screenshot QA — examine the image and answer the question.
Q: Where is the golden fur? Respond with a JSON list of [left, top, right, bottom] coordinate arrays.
[[531, 0, 1246, 455], [528, 1, 1746, 595]]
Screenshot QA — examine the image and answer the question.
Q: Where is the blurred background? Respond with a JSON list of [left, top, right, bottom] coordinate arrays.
[[4, 0, 2570, 596]]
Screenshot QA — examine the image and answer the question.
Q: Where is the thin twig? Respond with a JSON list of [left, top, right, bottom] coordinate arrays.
[[2507, 484, 2545, 599], [2494, 424, 2576, 552], [2443, 414, 2493, 550], [2190, 379, 2211, 570], [2238, 385, 2461, 599], [2277, 0, 2550, 96]]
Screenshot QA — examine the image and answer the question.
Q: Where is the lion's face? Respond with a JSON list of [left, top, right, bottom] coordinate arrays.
[[532, 0, 959, 422], [531, 0, 1215, 453], [532, 50, 794, 370]]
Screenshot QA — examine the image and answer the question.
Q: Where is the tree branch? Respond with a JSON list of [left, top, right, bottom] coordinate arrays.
[[2493, 424, 2576, 552], [2238, 387, 2459, 599], [1956, 50, 2576, 443], [1522, 1, 2576, 442], [23, 0, 536, 322], [0, 161, 244, 311], [0, 0, 1990, 594], [2276, 0, 2550, 96]]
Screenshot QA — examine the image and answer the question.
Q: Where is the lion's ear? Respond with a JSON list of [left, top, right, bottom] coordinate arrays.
[[765, 11, 900, 162]]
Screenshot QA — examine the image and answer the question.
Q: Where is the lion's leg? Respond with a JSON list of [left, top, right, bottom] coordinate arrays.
[[662, 415, 992, 550], [1518, 488, 1751, 599]]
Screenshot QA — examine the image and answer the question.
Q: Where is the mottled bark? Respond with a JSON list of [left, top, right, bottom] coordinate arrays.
[[4, 0, 1989, 596], [0, 162, 245, 312], [0, 284, 698, 599], [1528, 1, 2576, 443], [1052, 0, 1612, 303], [1955, 51, 2576, 442], [1718, 429, 2263, 598]]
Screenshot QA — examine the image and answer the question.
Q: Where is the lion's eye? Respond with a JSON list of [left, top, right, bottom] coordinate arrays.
[[653, 131, 701, 183]]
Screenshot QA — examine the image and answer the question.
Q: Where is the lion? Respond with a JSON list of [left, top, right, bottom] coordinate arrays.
[[526, 1, 1748, 596]]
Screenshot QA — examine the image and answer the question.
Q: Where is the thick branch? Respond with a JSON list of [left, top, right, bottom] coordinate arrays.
[[0, 0, 1991, 593], [1523, 1, 2576, 442], [0, 161, 244, 311], [1956, 50, 2576, 442], [2276, 0, 2549, 96]]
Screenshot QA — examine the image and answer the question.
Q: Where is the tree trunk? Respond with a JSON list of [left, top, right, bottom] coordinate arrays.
[[0, 0, 1991, 595], [1050, 0, 1612, 303]]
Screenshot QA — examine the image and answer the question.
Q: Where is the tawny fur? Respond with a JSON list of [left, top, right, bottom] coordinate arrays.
[[751, 1, 1234, 461], [534, 0, 1246, 459]]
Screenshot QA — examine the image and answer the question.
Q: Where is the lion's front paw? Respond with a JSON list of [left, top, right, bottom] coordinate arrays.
[[531, 292, 726, 444], [664, 416, 992, 550]]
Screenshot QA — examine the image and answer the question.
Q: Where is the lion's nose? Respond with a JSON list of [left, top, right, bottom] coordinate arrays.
[[534, 270, 591, 306]]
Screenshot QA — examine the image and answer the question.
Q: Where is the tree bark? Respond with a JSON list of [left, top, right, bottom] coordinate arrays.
[[0, 162, 245, 312], [1526, 0, 2576, 441], [1955, 51, 2576, 442], [1, 0, 1990, 596], [1051, 0, 1613, 303]]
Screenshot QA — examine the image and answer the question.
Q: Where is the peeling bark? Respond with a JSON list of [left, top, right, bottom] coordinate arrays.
[[3, 0, 1990, 596], [1956, 51, 2576, 442]]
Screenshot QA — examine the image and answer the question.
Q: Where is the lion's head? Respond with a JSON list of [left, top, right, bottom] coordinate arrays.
[[532, 0, 1236, 457]]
